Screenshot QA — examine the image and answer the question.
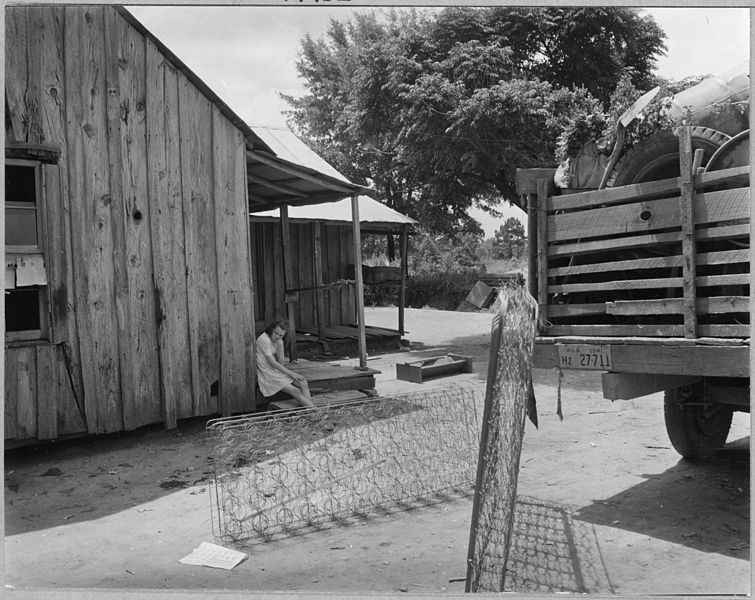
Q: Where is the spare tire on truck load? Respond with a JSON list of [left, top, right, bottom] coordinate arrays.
[[605, 126, 731, 187]]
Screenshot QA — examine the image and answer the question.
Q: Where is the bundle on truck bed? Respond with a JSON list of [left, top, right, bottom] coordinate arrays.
[[517, 126, 749, 459]]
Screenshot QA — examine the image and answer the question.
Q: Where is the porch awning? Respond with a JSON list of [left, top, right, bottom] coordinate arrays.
[[245, 148, 372, 211]]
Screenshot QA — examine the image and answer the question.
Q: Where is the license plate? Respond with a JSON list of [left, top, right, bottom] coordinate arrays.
[[556, 344, 612, 370]]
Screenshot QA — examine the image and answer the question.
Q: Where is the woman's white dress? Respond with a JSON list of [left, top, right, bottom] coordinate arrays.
[[255, 333, 292, 397]]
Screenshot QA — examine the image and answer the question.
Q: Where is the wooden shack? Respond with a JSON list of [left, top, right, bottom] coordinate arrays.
[[4, 5, 369, 444]]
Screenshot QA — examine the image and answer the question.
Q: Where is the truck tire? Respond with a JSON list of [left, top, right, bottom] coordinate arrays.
[[664, 388, 733, 459], [606, 126, 730, 187], [704, 129, 750, 172]]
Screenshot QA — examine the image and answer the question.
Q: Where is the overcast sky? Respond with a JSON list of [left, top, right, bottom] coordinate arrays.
[[126, 5, 750, 235]]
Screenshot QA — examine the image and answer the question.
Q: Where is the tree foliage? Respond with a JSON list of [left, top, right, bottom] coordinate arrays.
[[282, 7, 666, 234], [493, 217, 526, 259]]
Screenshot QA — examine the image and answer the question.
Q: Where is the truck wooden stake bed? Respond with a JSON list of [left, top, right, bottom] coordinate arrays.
[[517, 126, 750, 459]]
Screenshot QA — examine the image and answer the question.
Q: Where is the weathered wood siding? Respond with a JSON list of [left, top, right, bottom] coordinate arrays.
[[4, 6, 255, 441], [251, 220, 357, 330]]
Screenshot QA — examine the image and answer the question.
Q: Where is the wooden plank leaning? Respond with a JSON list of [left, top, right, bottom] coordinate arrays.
[[536, 179, 549, 332]]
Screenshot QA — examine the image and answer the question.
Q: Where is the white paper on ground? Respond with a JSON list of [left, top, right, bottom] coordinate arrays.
[[179, 542, 247, 570]]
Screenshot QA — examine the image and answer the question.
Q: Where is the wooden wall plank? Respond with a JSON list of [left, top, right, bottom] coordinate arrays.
[[104, 9, 138, 427], [340, 225, 356, 325], [250, 222, 263, 321], [5, 7, 29, 141], [273, 224, 285, 320], [55, 344, 87, 436], [179, 73, 220, 418], [261, 224, 275, 323], [4, 352, 19, 439], [114, 16, 162, 428], [313, 222, 327, 339], [25, 7, 44, 144], [36, 7, 87, 419], [36, 345, 58, 439], [548, 187, 749, 243], [14, 347, 38, 439], [65, 6, 123, 434], [325, 224, 340, 326], [213, 106, 254, 414], [299, 223, 316, 329], [145, 37, 192, 429]]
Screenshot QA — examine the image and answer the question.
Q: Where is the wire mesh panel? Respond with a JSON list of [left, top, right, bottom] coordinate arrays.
[[466, 285, 539, 592], [207, 386, 482, 545]]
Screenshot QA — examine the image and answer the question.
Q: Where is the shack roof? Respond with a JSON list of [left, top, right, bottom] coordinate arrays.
[[117, 6, 370, 210], [249, 126, 416, 232]]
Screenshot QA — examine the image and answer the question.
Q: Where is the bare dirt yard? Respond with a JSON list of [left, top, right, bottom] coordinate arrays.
[[4, 306, 750, 597]]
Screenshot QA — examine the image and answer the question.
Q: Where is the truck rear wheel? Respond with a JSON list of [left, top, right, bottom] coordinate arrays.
[[664, 388, 733, 459]]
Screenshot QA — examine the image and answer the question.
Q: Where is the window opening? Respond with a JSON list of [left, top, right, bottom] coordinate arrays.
[[5, 159, 48, 341]]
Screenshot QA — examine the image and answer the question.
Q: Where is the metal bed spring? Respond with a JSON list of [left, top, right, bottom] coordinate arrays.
[[206, 385, 483, 545]]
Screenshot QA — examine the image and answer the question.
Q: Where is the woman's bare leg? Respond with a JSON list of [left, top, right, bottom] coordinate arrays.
[[280, 382, 315, 408]]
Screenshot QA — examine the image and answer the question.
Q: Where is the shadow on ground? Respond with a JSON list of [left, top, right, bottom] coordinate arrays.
[[4, 416, 217, 535], [505, 496, 615, 594], [574, 437, 750, 560]]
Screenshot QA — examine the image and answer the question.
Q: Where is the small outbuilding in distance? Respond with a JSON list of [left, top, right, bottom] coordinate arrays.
[[248, 126, 418, 359]]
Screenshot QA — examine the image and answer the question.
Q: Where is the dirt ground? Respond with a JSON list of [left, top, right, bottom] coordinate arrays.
[[4, 306, 750, 597]]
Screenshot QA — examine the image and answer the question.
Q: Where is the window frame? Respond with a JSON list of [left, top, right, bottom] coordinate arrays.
[[5, 157, 50, 343]]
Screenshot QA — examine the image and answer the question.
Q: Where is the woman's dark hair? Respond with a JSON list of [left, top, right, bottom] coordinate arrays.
[[264, 319, 288, 336]]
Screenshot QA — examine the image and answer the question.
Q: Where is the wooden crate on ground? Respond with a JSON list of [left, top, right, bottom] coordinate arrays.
[[396, 354, 473, 383]]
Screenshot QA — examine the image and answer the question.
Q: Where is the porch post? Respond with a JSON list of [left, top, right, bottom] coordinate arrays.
[[351, 195, 368, 368], [398, 224, 408, 335], [280, 205, 298, 361]]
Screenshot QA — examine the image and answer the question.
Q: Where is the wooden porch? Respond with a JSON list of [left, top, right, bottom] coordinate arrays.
[[294, 323, 403, 357], [258, 358, 382, 410]]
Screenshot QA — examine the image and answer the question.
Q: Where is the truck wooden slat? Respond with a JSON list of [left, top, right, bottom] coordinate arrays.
[[547, 187, 748, 243], [606, 296, 749, 316], [547, 165, 750, 212], [547, 324, 749, 338], [548, 223, 749, 258]]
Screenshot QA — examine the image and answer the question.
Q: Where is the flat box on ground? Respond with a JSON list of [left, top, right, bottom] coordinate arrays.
[[396, 354, 473, 383]]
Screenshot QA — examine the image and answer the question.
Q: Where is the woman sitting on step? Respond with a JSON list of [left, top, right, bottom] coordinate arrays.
[[255, 319, 315, 408]]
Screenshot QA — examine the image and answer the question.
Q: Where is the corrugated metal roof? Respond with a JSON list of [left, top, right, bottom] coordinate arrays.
[[251, 126, 350, 183], [251, 195, 417, 228], [249, 126, 416, 229]]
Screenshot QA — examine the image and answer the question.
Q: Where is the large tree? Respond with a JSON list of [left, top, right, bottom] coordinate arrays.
[[282, 7, 666, 234]]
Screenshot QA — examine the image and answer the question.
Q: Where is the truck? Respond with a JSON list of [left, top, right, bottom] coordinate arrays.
[[515, 65, 750, 459]]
